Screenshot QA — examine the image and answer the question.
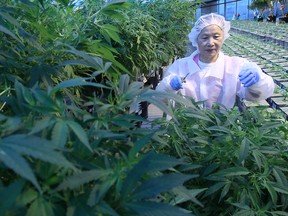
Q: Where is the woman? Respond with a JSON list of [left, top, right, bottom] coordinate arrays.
[[156, 13, 275, 109]]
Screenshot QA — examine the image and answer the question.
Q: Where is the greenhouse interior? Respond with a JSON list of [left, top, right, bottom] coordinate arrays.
[[1, 0, 288, 215]]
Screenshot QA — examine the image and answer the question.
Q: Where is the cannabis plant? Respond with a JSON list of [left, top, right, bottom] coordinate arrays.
[[157, 99, 288, 215]]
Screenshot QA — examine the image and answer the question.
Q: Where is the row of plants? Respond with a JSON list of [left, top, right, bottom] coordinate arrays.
[[222, 26, 288, 117], [224, 31, 288, 74], [231, 20, 288, 45]]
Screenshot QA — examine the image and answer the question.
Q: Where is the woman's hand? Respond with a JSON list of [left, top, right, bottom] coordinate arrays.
[[239, 63, 260, 87], [170, 76, 183, 91]]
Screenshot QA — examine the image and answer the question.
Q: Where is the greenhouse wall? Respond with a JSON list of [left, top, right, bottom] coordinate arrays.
[[196, 0, 255, 20]]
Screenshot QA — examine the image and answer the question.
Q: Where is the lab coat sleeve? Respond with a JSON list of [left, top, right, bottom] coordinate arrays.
[[156, 61, 180, 92]]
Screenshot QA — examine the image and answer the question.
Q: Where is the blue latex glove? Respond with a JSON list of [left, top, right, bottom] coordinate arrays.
[[239, 65, 260, 87], [170, 76, 183, 91]]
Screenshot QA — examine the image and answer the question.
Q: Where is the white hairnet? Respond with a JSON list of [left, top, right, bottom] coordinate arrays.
[[188, 13, 230, 48]]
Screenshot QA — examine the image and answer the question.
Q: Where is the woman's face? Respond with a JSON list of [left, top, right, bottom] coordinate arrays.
[[197, 24, 224, 63]]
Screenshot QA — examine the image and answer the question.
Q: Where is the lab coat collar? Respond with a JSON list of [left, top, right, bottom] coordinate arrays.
[[188, 51, 225, 79], [187, 50, 201, 74]]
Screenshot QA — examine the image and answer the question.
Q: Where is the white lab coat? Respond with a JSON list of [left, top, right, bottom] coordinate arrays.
[[156, 51, 275, 109]]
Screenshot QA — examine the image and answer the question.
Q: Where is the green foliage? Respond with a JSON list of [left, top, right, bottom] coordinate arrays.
[[4, 0, 288, 215], [249, 0, 271, 10], [157, 100, 288, 215], [0, 0, 130, 110], [0, 0, 202, 214], [111, 0, 198, 78], [116, 7, 163, 77], [0, 0, 197, 111], [0, 72, 200, 215], [140, 0, 199, 60]]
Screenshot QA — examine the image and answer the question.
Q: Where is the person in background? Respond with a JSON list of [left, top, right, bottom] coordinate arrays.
[[156, 13, 275, 110], [236, 13, 240, 20], [263, 7, 271, 20], [279, 3, 288, 22], [257, 9, 265, 21], [253, 10, 259, 21], [284, 0, 288, 16], [274, 0, 283, 19], [266, 7, 276, 22]]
